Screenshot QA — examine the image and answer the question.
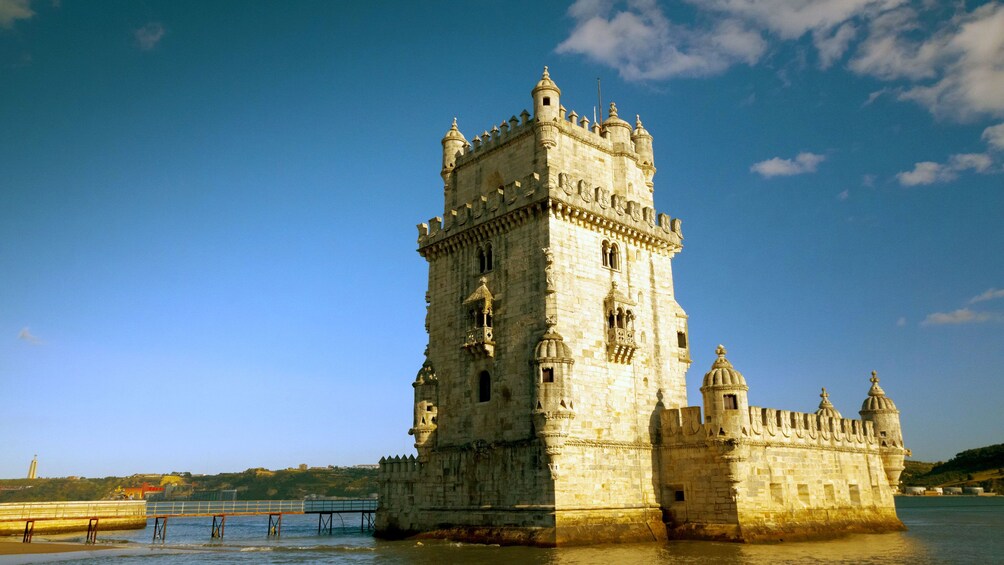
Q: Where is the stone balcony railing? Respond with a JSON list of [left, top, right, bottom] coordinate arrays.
[[607, 327, 637, 364], [464, 326, 495, 358]]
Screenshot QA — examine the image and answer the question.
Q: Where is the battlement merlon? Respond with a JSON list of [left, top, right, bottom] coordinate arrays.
[[440, 68, 660, 216], [660, 405, 880, 450], [416, 171, 683, 257]]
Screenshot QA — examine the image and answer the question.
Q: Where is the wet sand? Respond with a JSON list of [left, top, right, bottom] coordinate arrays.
[[0, 540, 120, 555]]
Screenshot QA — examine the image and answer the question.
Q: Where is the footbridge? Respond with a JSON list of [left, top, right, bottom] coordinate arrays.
[[1, 499, 377, 544]]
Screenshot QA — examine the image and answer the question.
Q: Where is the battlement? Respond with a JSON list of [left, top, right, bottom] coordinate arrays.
[[378, 455, 420, 478], [453, 110, 535, 167], [661, 405, 878, 450], [417, 169, 683, 252]]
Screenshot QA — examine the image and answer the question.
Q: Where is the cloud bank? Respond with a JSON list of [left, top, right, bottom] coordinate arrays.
[[558, 0, 1004, 122], [0, 0, 33, 28]]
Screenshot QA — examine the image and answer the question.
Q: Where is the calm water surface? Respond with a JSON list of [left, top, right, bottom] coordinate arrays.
[[7, 496, 1002, 564]]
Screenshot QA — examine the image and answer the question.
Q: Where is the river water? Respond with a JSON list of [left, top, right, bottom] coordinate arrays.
[[10, 496, 1003, 564]]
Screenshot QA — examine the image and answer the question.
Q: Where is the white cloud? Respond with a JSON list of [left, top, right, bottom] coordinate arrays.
[[921, 308, 994, 326], [837, 189, 850, 200], [750, 152, 826, 178], [814, 21, 858, 69], [0, 0, 33, 28], [970, 288, 1004, 304], [983, 123, 1004, 150], [896, 152, 992, 186], [556, 1, 765, 80], [557, 1, 1002, 123], [896, 316, 906, 327], [862, 173, 876, 187], [135, 22, 165, 51], [896, 161, 950, 186], [17, 327, 41, 344]]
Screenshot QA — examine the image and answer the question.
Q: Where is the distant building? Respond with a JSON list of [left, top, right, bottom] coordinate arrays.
[[964, 487, 984, 495], [27, 455, 37, 479], [122, 483, 164, 500], [943, 487, 963, 495], [377, 68, 909, 546]]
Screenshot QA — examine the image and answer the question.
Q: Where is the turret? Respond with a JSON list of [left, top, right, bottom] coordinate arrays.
[[815, 387, 842, 419], [859, 371, 907, 490], [602, 102, 632, 146], [409, 355, 439, 462], [700, 345, 750, 435], [441, 117, 467, 184], [531, 323, 575, 479], [532, 66, 561, 148], [631, 115, 656, 190]]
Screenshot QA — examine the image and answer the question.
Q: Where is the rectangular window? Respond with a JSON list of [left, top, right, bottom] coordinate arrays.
[[677, 331, 687, 348], [542, 368, 554, 383], [798, 484, 810, 505], [770, 483, 783, 505], [723, 394, 738, 410], [849, 484, 861, 505], [674, 490, 685, 502], [824, 484, 836, 505]]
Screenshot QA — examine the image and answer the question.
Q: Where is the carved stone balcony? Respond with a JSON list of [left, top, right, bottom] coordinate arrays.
[[464, 326, 495, 358], [607, 327, 637, 363]]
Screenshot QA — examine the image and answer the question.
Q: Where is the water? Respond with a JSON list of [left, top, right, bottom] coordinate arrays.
[[12, 497, 1003, 564]]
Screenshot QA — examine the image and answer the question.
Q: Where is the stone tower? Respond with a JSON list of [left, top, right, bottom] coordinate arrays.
[[378, 68, 690, 546], [859, 371, 908, 490]]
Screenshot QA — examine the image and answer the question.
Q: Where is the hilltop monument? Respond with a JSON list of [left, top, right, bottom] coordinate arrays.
[[377, 68, 907, 545]]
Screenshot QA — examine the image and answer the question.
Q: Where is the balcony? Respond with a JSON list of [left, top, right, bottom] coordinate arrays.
[[464, 326, 495, 358], [607, 327, 637, 363]]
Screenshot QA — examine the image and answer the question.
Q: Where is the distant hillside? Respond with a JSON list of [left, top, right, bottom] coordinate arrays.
[[0, 466, 378, 503], [902, 443, 1004, 492]]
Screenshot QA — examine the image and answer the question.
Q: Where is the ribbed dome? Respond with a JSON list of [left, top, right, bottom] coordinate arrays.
[[442, 117, 465, 143], [534, 329, 573, 362], [701, 345, 748, 389], [532, 66, 561, 95], [631, 115, 652, 140], [602, 102, 631, 128], [861, 371, 898, 411], [815, 387, 842, 418]]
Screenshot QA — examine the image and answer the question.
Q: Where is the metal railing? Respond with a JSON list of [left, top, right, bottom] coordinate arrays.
[[304, 499, 377, 513], [0, 501, 146, 522], [146, 500, 304, 516]]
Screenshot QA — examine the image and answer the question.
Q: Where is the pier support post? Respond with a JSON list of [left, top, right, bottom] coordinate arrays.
[[152, 516, 168, 542], [318, 512, 333, 535], [22, 520, 34, 543], [268, 513, 282, 537], [85, 518, 99, 544], [211, 515, 226, 539]]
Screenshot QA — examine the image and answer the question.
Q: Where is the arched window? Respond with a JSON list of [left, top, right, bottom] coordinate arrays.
[[602, 240, 620, 270], [478, 242, 494, 273], [478, 371, 491, 402]]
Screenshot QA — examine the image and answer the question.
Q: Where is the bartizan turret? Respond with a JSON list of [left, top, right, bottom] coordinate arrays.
[[631, 115, 655, 190], [701, 345, 750, 437], [859, 371, 907, 490], [531, 323, 575, 479], [441, 117, 467, 185], [531, 66, 561, 148], [409, 355, 438, 462]]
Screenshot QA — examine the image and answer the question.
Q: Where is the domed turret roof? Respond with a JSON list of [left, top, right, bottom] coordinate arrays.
[[631, 115, 652, 140], [442, 117, 466, 144], [815, 387, 842, 418], [534, 326, 574, 362], [861, 371, 898, 412], [602, 102, 631, 129], [532, 66, 561, 95], [701, 345, 748, 390]]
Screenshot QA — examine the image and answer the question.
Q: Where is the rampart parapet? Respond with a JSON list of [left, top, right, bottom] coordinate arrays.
[[661, 405, 878, 451]]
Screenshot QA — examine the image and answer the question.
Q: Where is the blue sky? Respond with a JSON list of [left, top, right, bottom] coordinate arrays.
[[1, 1, 1001, 479]]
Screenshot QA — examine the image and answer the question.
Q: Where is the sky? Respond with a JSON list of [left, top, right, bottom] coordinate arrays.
[[1, 0, 1001, 479]]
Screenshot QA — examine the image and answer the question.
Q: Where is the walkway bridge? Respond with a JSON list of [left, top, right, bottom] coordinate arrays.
[[1, 499, 377, 544]]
